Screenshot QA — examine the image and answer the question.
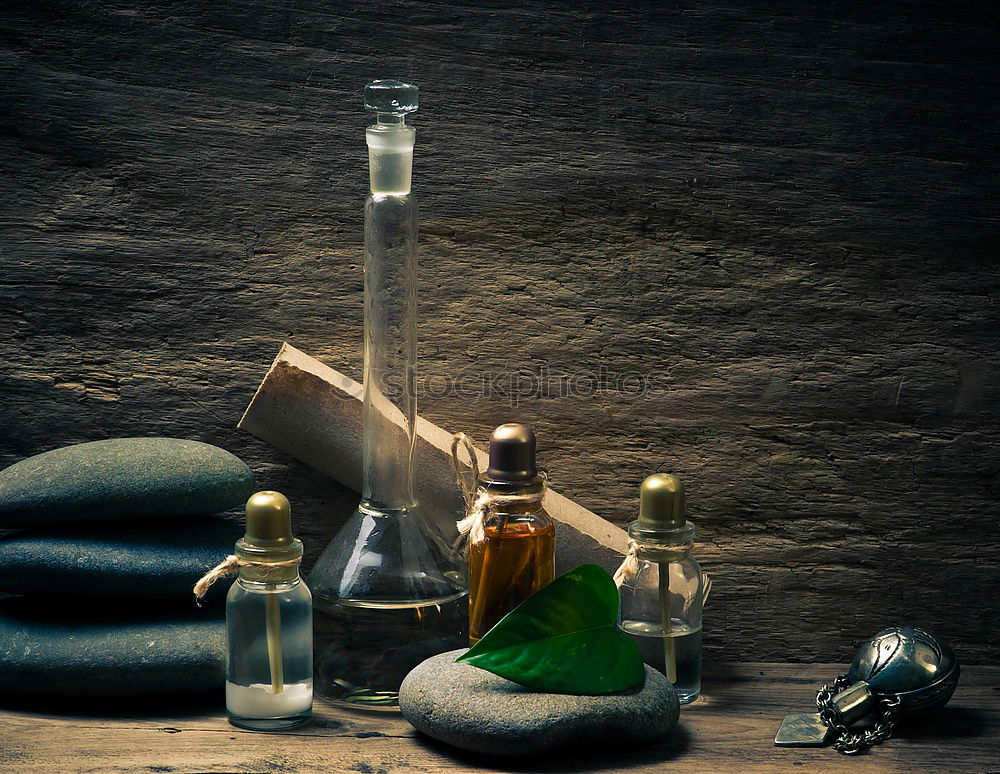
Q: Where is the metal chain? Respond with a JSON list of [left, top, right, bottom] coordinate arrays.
[[815, 674, 901, 755]]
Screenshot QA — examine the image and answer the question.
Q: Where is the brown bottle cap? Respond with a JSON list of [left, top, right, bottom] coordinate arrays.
[[485, 423, 538, 482]]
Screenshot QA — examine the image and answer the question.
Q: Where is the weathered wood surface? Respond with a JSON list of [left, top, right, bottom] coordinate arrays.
[[1, 1, 998, 663], [0, 663, 996, 773]]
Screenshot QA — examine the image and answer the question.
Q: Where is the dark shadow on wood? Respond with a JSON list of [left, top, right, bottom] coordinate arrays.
[[893, 706, 992, 741], [410, 724, 692, 773], [703, 661, 829, 685], [0, 689, 222, 718]]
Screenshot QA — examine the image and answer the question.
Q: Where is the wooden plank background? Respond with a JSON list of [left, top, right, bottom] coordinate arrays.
[[0, 0, 997, 664]]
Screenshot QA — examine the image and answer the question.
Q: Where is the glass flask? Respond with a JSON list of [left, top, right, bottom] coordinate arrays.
[[226, 491, 313, 731], [309, 80, 468, 710], [618, 474, 708, 705], [467, 424, 555, 644]]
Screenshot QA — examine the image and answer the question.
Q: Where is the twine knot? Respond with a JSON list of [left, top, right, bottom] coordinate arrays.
[[613, 541, 641, 587], [193, 554, 302, 604]]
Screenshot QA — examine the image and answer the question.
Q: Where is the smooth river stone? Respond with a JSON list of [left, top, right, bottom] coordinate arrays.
[[0, 598, 225, 695], [0, 438, 255, 527], [399, 649, 680, 756], [0, 518, 242, 599]]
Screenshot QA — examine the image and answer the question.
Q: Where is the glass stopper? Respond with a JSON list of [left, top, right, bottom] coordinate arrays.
[[364, 80, 419, 122]]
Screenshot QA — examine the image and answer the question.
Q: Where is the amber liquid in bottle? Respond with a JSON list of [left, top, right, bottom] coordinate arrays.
[[468, 502, 555, 644]]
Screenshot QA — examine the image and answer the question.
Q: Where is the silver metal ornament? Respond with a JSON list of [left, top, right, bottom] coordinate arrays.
[[775, 627, 959, 754], [848, 627, 959, 711]]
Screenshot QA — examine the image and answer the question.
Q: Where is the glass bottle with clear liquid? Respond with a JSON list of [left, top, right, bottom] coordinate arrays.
[[226, 491, 313, 730], [308, 80, 468, 710], [618, 474, 709, 705]]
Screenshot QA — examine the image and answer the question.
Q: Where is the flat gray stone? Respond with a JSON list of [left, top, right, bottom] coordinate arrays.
[[0, 598, 225, 695], [399, 649, 680, 756], [0, 438, 255, 528], [0, 518, 242, 600]]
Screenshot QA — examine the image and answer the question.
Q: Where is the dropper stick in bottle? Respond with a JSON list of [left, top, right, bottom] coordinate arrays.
[[242, 491, 299, 696], [265, 591, 284, 693], [636, 473, 686, 686], [658, 561, 677, 683]]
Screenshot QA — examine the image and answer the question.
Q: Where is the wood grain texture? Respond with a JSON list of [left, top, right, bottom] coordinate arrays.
[[0, 663, 996, 773], [1, 0, 998, 663]]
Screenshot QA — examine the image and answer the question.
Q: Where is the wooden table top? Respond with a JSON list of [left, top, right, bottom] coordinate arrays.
[[0, 663, 995, 773]]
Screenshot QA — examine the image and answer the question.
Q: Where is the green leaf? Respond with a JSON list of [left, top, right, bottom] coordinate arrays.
[[456, 564, 645, 695]]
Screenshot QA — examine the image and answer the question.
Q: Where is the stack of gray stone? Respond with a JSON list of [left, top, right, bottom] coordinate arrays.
[[0, 438, 255, 696]]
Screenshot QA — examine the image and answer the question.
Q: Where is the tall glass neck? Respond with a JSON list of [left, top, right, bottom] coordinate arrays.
[[362, 191, 417, 512]]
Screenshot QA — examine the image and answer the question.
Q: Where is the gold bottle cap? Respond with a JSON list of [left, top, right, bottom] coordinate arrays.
[[245, 490, 293, 546], [237, 491, 303, 574], [631, 474, 695, 545], [638, 473, 685, 529]]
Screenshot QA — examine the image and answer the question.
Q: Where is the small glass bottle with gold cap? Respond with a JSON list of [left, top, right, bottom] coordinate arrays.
[[465, 424, 556, 644], [617, 474, 708, 705], [226, 491, 313, 730]]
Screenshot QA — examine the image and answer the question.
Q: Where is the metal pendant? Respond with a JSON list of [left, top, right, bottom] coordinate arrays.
[[775, 627, 960, 754], [774, 713, 834, 746]]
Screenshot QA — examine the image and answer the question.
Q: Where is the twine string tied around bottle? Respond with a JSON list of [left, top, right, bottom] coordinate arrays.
[[613, 540, 713, 602], [451, 432, 544, 548], [193, 554, 302, 604], [613, 541, 641, 587]]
